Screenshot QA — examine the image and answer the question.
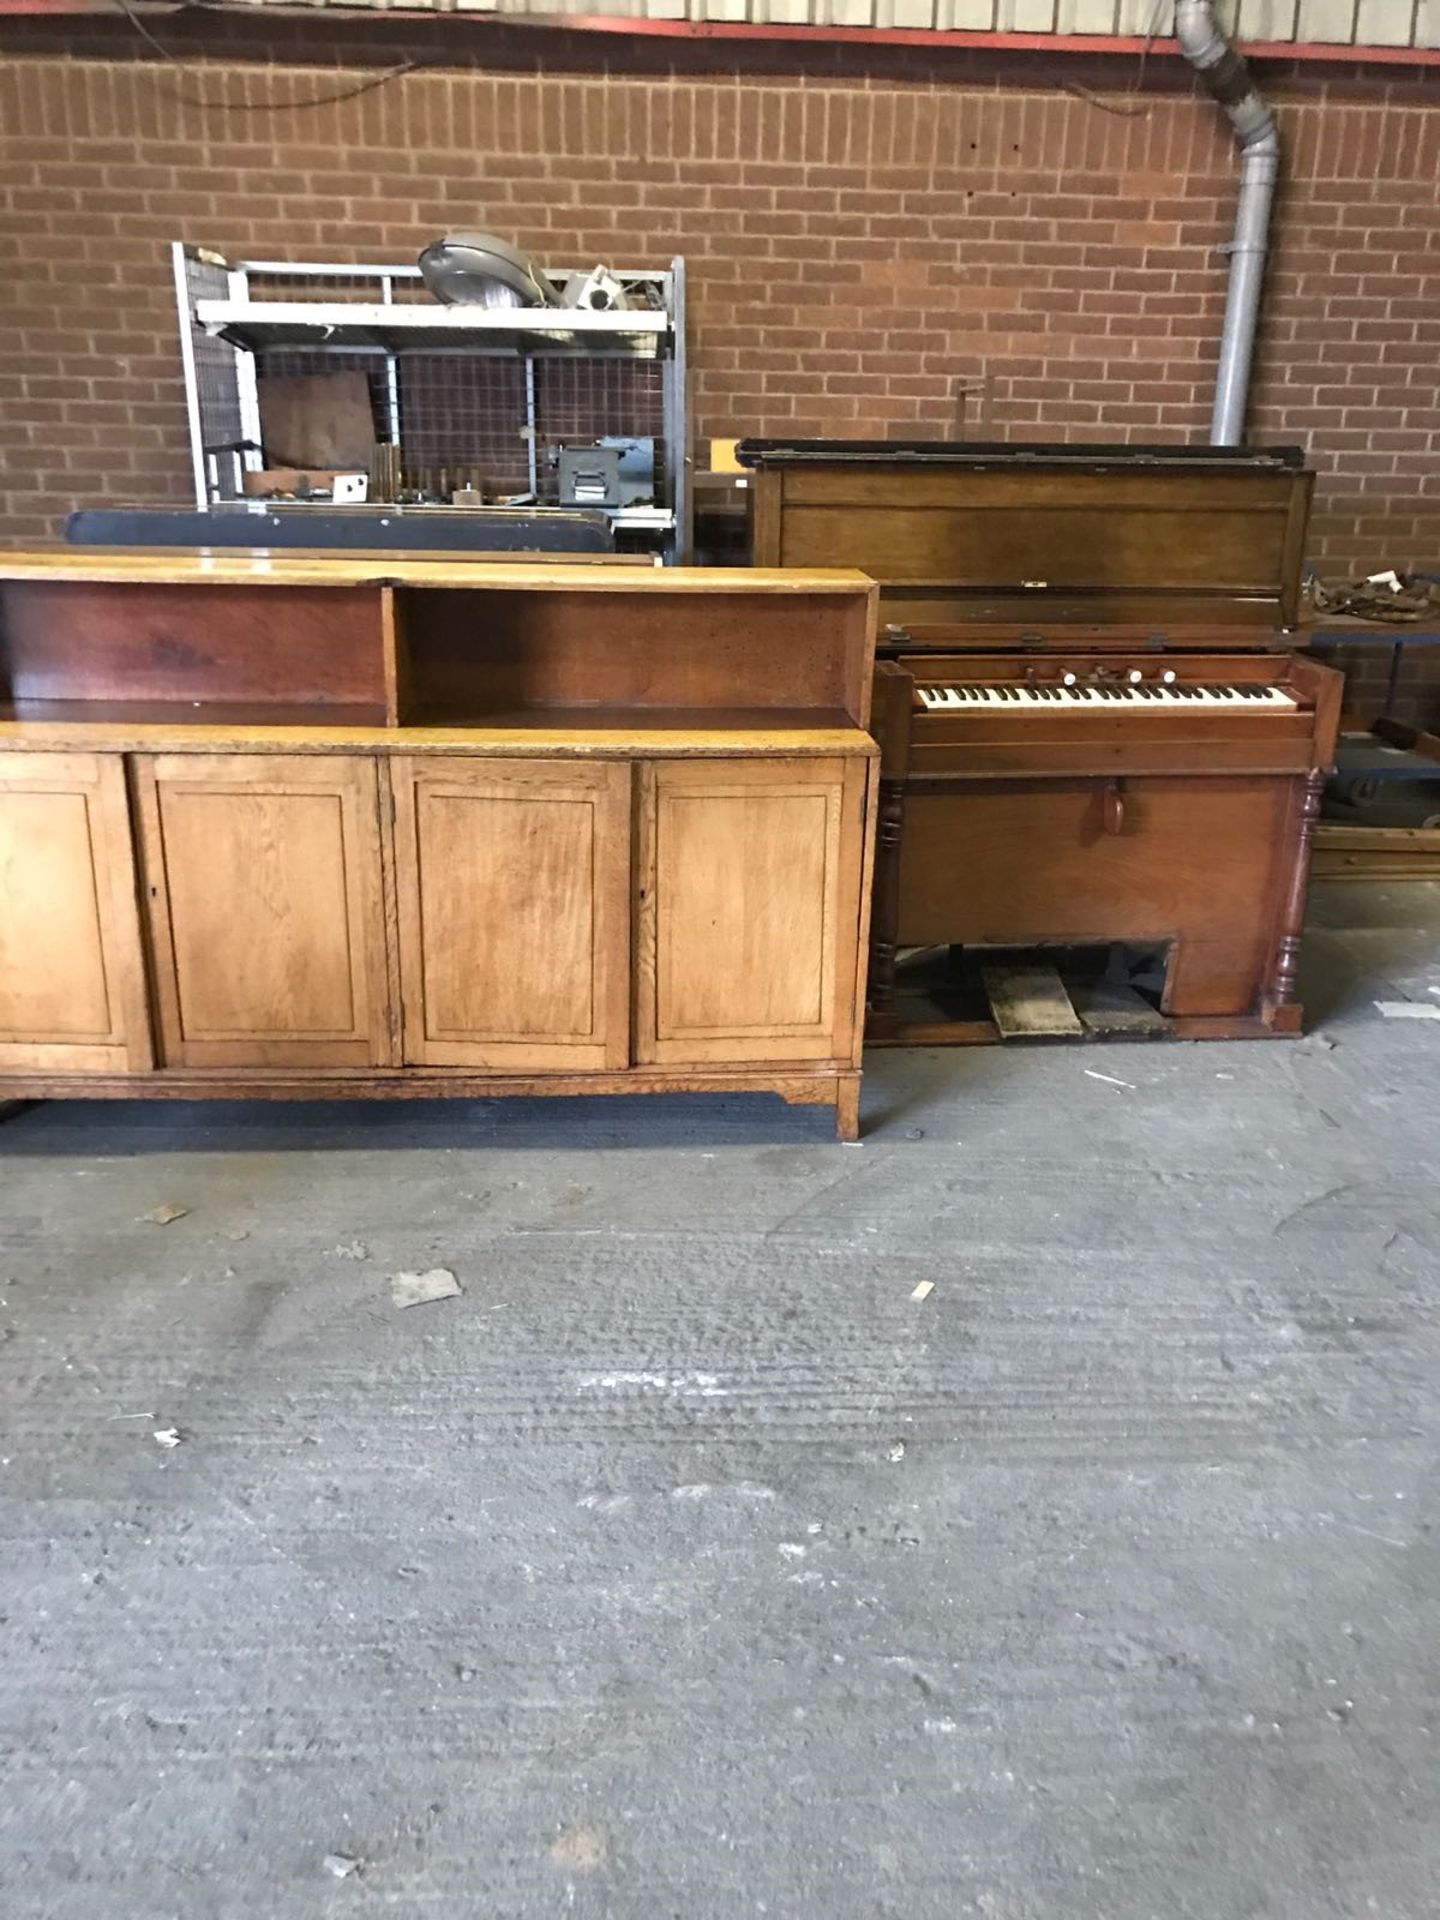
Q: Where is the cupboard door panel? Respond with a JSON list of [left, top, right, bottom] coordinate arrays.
[[0, 752, 151, 1073], [391, 756, 629, 1070], [134, 753, 390, 1067], [638, 756, 868, 1065]]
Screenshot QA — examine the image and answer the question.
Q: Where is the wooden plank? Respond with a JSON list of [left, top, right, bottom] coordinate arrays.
[[1312, 824, 1440, 881], [0, 719, 877, 760], [1314, 826, 1440, 851], [981, 963, 1084, 1038], [0, 1065, 854, 1102], [0, 551, 871, 593]]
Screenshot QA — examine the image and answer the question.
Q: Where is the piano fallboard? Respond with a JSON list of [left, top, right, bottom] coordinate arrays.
[[883, 617, 1295, 652]]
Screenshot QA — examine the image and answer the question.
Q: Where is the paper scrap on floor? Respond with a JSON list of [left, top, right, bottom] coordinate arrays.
[[391, 1267, 463, 1309]]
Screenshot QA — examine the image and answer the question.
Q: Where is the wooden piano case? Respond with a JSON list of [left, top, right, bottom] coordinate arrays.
[[741, 441, 1341, 1045]]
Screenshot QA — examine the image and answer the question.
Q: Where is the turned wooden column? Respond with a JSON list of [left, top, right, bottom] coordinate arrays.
[[1269, 769, 1324, 1019]]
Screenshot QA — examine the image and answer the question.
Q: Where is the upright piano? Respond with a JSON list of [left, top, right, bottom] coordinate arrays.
[[740, 439, 1343, 1044]]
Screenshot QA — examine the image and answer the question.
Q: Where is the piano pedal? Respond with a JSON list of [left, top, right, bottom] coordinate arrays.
[[887, 941, 1172, 1040], [980, 962, 1084, 1039], [1069, 979, 1167, 1037]]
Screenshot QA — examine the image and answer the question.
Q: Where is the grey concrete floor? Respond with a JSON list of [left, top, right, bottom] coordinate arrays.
[[3, 882, 1440, 1920]]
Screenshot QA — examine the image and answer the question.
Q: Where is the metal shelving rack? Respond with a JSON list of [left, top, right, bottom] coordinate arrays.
[[172, 244, 689, 563]]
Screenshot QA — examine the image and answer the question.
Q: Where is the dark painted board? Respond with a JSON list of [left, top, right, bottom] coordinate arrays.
[[64, 509, 616, 554]]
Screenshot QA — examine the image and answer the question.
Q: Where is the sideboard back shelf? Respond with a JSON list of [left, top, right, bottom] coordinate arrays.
[[0, 557, 874, 736]]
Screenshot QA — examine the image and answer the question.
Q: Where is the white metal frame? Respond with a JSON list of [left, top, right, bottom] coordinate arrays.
[[172, 247, 690, 561], [194, 300, 670, 339]]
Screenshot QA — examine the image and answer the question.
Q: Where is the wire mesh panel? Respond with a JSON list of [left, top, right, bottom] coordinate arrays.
[[176, 250, 250, 505], [532, 359, 666, 504], [243, 267, 431, 307], [396, 357, 532, 494]]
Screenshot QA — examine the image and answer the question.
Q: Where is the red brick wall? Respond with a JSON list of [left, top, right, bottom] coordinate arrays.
[[1, 16, 1437, 718]]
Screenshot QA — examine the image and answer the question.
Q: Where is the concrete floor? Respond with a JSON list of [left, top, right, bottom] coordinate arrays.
[[3, 881, 1440, 1919]]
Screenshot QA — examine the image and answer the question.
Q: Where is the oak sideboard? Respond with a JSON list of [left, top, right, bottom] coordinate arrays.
[[0, 553, 878, 1139]]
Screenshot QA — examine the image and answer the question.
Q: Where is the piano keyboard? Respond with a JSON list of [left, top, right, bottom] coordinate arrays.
[[916, 683, 1297, 712]]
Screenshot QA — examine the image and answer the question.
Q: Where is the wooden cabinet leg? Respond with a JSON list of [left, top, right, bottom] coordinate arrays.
[[835, 1074, 861, 1142]]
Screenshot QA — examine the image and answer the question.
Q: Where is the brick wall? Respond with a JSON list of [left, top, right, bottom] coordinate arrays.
[[1, 15, 1437, 719]]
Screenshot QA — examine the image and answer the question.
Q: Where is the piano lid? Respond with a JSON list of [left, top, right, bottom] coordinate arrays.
[[739, 437, 1314, 631], [735, 438, 1308, 471]]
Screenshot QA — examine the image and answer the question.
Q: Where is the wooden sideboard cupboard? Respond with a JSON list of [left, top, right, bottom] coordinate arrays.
[[0, 554, 879, 1139]]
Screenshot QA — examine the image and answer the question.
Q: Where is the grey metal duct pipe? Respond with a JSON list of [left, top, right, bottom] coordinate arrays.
[[1175, 0, 1279, 445]]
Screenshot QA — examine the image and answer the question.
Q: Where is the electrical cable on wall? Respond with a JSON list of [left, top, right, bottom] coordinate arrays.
[[1060, 0, 1171, 117], [112, 0, 419, 113]]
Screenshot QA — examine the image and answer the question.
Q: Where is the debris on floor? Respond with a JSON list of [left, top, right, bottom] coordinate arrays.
[[152, 1428, 181, 1449], [1084, 1069, 1136, 1090], [391, 1267, 463, 1309], [139, 1204, 189, 1226], [322, 1853, 360, 1879], [887, 1441, 906, 1462], [1375, 1000, 1440, 1020], [910, 1280, 935, 1302], [550, 1826, 609, 1871]]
